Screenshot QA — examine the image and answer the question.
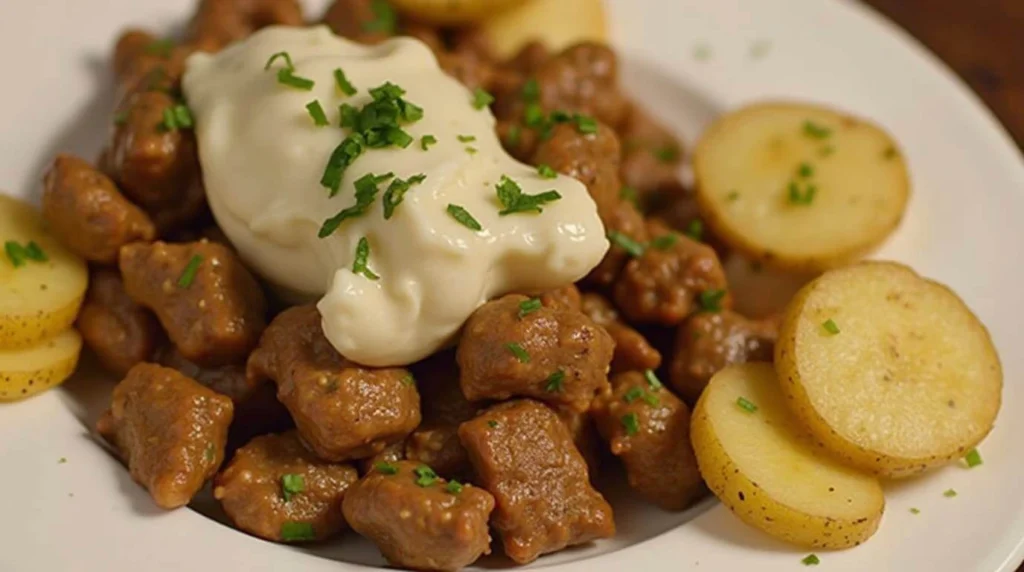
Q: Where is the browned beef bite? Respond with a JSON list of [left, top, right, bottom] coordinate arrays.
[[213, 431, 358, 542], [188, 0, 304, 52], [343, 460, 495, 571], [247, 305, 421, 462], [580, 293, 662, 373], [404, 352, 476, 478], [538, 283, 582, 311], [96, 363, 233, 509], [322, 0, 393, 44], [617, 104, 684, 198], [77, 269, 162, 375]]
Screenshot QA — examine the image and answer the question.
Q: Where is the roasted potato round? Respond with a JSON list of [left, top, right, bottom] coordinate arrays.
[[691, 362, 884, 549], [0, 328, 82, 401], [480, 0, 608, 59], [775, 261, 1002, 478], [0, 194, 88, 349], [389, 0, 525, 25], [693, 102, 910, 271]]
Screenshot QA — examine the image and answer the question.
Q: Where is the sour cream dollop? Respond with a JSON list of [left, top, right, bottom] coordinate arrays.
[[183, 26, 608, 366]]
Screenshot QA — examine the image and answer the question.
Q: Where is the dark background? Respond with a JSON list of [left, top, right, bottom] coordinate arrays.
[[865, 0, 1024, 149]]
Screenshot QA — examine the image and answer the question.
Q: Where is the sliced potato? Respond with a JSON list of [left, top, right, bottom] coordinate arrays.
[[775, 261, 1002, 478], [0, 328, 82, 401], [693, 102, 910, 271], [0, 194, 88, 348], [390, 0, 525, 25], [480, 0, 607, 59], [691, 362, 884, 549]]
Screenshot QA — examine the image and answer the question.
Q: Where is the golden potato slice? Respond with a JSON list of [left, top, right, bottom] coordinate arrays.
[[693, 102, 910, 271], [0, 194, 88, 349], [481, 0, 607, 59], [775, 261, 1002, 478], [0, 328, 82, 401], [390, 0, 525, 25], [691, 362, 884, 549]]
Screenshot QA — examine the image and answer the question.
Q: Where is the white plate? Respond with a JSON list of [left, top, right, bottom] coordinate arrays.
[[2, 0, 1023, 570]]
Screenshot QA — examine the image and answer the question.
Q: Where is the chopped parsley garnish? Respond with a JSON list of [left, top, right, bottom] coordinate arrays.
[[457, 134, 476, 143], [319, 171, 382, 236], [414, 465, 439, 487], [281, 522, 316, 542], [685, 219, 704, 241], [787, 182, 817, 205], [624, 386, 645, 404], [607, 231, 645, 257], [644, 369, 663, 390], [447, 204, 482, 231], [4, 240, 47, 268], [333, 68, 357, 96], [655, 145, 680, 163], [352, 236, 379, 280], [58, 457, 67, 464], [822, 319, 840, 335], [642, 392, 660, 406], [382, 174, 426, 219], [651, 233, 679, 250], [619, 186, 638, 205], [544, 369, 565, 392], [517, 298, 542, 318], [536, 164, 557, 179], [521, 79, 540, 101], [698, 289, 727, 312], [375, 462, 399, 475], [964, 448, 983, 468], [495, 175, 561, 215], [177, 255, 202, 288], [505, 342, 530, 363], [505, 125, 521, 148], [736, 397, 758, 413], [801, 554, 820, 566], [487, 420, 499, 428], [420, 135, 437, 150], [909, 507, 921, 515], [465, 146, 478, 155], [281, 474, 305, 502], [471, 87, 494, 109], [143, 39, 175, 57], [943, 489, 958, 498], [524, 103, 545, 127], [726, 190, 740, 201], [401, 373, 416, 386], [573, 113, 598, 134], [797, 162, 814, 178], [802, 120, 832, 139], [264, 52, 295, 71], [621, 413, 640, 436], [446, 480, 464, 494], [276, 68, 315, 90], [160, 104, 193, 131], [305, 100, 329, 127], [363, 0, 397, 33]]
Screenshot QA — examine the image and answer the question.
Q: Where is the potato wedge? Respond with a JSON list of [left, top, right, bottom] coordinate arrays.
[[693, 102, 910, 271], [390, 0, 525, 25], [0, 194, 88, 348], [775, 261, 1002, 478], [480, 0, 608, 59], [0, 328, 82, 401], [691, 362, 884, 549]]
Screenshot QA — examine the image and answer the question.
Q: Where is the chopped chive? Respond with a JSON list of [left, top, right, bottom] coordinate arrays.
[[544, 369, 565, 393], [909, 507, 921, 515], [446, 204, 482, 231], [802, 120, 832, 139], [505, 124, 521, 148], [277, 68, 315, 90], [644, 369, 663, 390], [820, 145, 835, 157], [619, 186, 638, 205], [363, 0, 397, 33], [797, 162, 814, 178], [57, 457, 67, 464], [333, 68, 357, 96], [822, 319, 840, 335], [382, 174, 426, 219], [787, 182, 817, 205], [517, 298, 542, 318], [607, 231, 645, 257], [736, 397, 758, 413], [521, 79, 540, 102], [413, 465, 439, 487], [883, 146, 898, 160], [401, 373, 415, 386], [536, 164, 557, 179], [281, 522, 315, 542], [144, 39, 175, 57], [654, 145, 680, 163], [465, 146, 478, 155], [160, 104, 193, 131], [726, 190, 740, 201], [375, 462, 399, 475], [177, 255, 202, 288], [651, 233, 679, 250], [495, 175, 561, 215], [698, 289, 727, 313], [113, 110, 129, 125], [641, 392, 660, 406], [457, 134, 476, 143], [684, 220, 705, 242], [621, 413, 640, 436], [352, 237, 379, 280], [944, 489, 959, 498], [693, 43, 712, 60], [487, 420, 499, 428], [505, 342, 530, 363], [320, 167, 381, 236], [264, 51, 295, 71], [964, 448, 983, 468], [281, 474, 305, 502], [420, 134, 437, 150], [624, 386, 645, 404], [573, 113, 598, 134], [801, 554, 820, 566], [305, 100, 330, 127], [445, 480, 464, 494], [523, 103, 545, 127], [471, 87, 494, 110]]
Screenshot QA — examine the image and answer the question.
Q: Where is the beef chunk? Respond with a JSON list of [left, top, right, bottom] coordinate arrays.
[[112, 30, 194, 103], [96, 363, 233, 509], [343, 460, 495, 571], [247, 305, 420, 462], [617, 104, 683, 196], [457, 294, 613, 413], [77, 269, 162, 375], [119, 240, 266, 367], [405, 352, 475, 478], [580, 293, 662, 373], [539, 283, 582, 311], [41, 155, 155, 264], [357, 441, 406, 475], [556, 406, 601, 472], [322, 0, 394, 44], [592, 371, 701, 510], [213, 432, 358, 542], [188, 0, 304, 52], [669, 310, 778, 403]]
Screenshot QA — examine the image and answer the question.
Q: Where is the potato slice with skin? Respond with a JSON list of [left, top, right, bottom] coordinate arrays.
[[691, 362, 884, 549], [0, 328, 82, 401], [389, 0, 525, 25], [0, 194, 88, 348], [480, 0, 607, 59], [694, 102, 909, 271], [775, 261, 1002, 478]]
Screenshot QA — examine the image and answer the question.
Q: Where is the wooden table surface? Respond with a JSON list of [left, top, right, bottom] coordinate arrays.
[[864, 0, 1024, 149]]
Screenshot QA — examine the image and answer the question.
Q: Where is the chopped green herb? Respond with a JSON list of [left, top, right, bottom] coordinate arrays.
[[521, 79, 540, 102], [641, 392, 660, 406], [305, 100, 330, 127], [693, 43, 712, 60], [487, 420, 499, 428], [381, 173, 426, 219], [465, 146, 478, 155], [4, 240, 47, 268], [727, 190, 740, 201], [401, 373, 415, 386], [624, 386, 645, 404], [281, 474, 305, 502], [822, 319, 840, 335], [803, 120, 832, 139], [909, 507, 921, 515], [338, 103, 359, 128], [471, 87, 494, 110], [363, 0, 397, 33], [177, 255, 202, 288], [621, 412, 640, 436], [801, 554, 820, 566], [446, 204, 483, 231], [505, 124, 521, 148], [264, 51, 295, 71], [281, 522, 316, 542], [607, 231, 646, 257], [445, 480, 464, 494], [544, 369, 565, 392], [797, 162, 814, 178], [319, 168, 380, 235], [698, 289, 727, 313], [143, 39, 175, 58], [884, 146, 898, 160], [620, 186, 638, 205], [352, 237, 379, 280], [736, 397, 758, 413], [964, 448, 983, 468], [457, 134, 476, 143], [685, 219, 704, 241], [536, 164, 557, 179], [58, 457, 67, 464], [505, 342, 530, 363], [414, 465, 439, 487], [277, 68, 315, 90], [517, 298, 542, 318], [319, 134, 365, 198], [160, 104, 193, 131], [820, 145, 835, 157], [495, 175, 561, 215], [420, 135, 437, 150], [523, 103, 545, 127], [654, 145, 679, 163], [651, 233, 679, 250], [333, 68, 357, 96], [788, 182, 817, 205], [644, 369, 663, 390], [204, 442, 216, 463], [573, 113, 598, 134], [113, 110, 129, 125], [375, 462, 399, 475]]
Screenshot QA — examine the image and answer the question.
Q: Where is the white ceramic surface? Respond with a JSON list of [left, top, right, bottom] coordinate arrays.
[[2, 0, 1023, 570]]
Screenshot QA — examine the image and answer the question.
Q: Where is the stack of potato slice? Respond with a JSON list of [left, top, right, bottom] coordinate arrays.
[[0, 195, 86, 401]]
